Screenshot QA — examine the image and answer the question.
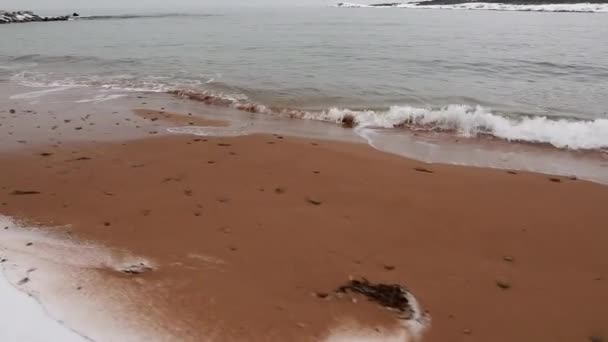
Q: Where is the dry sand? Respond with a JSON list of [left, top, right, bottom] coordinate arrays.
[[1, 110, 607, 341]]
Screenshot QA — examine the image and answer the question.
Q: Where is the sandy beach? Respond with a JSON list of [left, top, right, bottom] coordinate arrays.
[[0, 108, 606, 341]]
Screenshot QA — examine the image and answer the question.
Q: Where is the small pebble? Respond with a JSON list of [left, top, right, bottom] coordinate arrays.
[[496, 280, 511, 290]]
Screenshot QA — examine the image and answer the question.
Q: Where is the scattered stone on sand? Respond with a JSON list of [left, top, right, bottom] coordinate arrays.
[[184, 189, 193, 196], [18, 277, 30, 285], [9, 109, 15, 114], [496, 280, 511, 290], [507, 171, 518, 175], [384, 265, 396, 271], [569, 175, 578, 181], [267, 141, 275, 145], [207, 161, 216, 164], [311, 142, 319, 146], [69, 156, 91, 162], [103, 222, 111, 227], [313, 171, 320, 174], [414, 167, 434, 174], [503, 256, 514, 262], [10, 190, 41, 195], [229, 246, 238, 251], [315, 292, 329, 299], [336, 278, 415, 319], [194, 212, 201, 217], [589, 336, 605, 342], [75, 127, 83, 130], [306, 197, 323, 206], [121, 262, 153, 275], [463, 329, 472, 335], [26, 242, 33, 246], [275, 187, 286, 194], [39, 152, 53, 157], [0, 258, 7, 263], [549, 177, 562, 183]]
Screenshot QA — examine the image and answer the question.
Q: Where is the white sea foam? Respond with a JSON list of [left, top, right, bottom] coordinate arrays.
[[9, 86, 79, 100], [75, 93, 128, 103], [336, 2, 608, 12], [305, 105, 608, 150]]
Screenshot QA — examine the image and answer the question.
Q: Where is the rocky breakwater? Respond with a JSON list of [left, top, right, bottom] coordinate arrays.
[[0, 11, 77, 24]]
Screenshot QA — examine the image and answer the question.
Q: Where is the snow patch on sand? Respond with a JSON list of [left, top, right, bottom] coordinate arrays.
[[0, 215, 169, 342], [0, 273, 85, 342]]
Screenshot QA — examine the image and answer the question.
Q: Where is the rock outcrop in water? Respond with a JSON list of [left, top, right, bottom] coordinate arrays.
[[0, 11, 74, 24]]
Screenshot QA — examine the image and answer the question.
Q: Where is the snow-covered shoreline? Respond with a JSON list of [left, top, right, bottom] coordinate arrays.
[[335, 2, 608, 12]]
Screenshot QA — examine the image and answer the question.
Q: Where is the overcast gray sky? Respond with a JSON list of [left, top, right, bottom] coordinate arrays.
[[2, 0, 357, 13]]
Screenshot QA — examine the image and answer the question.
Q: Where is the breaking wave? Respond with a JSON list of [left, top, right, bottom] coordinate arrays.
[[335, 2, 608, 13], [169, 90, 608, 150], [9, 69, 608, 151]]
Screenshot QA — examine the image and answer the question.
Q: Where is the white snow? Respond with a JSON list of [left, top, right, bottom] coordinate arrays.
[[336, 2, 608, 13], [0, 215, 169, 342], [0, 273, 86, 342]]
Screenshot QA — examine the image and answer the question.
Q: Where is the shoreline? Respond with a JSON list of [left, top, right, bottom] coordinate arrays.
[[1, 110, 607, 341]]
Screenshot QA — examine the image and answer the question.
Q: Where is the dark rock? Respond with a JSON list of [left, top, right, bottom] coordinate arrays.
[[10, 190, 41, 195], [549, 177, 562, 183], [341, 114, 356, 128], [18, 277, 30, 285], [9, 109, 15, 114], [26, 242, 33, 246], [496, 280, 511, 290], [414, 167, 434, 174], [306, 197, 322, 205], [384, 265, 396, 271]]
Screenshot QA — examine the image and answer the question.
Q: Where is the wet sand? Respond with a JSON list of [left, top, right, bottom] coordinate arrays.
[[1, 110, 608, 341]]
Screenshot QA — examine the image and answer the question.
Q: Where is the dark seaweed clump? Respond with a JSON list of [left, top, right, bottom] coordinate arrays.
[[337, 278, 414, 319]]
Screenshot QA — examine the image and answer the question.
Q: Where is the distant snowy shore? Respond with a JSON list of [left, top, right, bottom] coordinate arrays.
[[335, 1, 608, 12]]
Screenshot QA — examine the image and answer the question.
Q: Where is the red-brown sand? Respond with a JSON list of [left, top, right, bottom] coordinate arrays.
[[1, 111, 607, 341]]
